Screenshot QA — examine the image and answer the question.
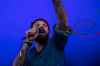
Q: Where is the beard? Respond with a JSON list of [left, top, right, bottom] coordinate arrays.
[[34, 33, 48, 45]]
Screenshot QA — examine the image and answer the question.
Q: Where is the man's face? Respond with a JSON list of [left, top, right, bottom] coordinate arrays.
[[31, 20, 49, 44], [32, 20, 49, 36]]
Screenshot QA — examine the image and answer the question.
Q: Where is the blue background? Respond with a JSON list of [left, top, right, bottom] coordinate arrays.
[[0, 0, 96, 66]]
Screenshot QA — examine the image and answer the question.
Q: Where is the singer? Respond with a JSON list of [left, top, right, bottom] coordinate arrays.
[[13, 0, 72, 66]]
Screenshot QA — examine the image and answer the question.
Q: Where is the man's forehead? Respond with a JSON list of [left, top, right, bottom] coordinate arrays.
[[34, 21, 47, 24]]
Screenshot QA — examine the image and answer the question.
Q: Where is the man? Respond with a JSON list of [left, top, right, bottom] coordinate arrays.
[[13, 0, 72, 66]]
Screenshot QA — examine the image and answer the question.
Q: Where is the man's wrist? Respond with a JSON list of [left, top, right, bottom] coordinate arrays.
[[52, 0, 61, 7]]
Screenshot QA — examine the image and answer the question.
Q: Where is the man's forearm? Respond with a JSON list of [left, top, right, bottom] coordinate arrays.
[[12, 43, 29, 66], [52, 0, 67, 26]]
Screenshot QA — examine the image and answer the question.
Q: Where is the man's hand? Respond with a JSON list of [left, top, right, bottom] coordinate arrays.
[[23, 25, 39, 47], [52, 0, 61, 7]]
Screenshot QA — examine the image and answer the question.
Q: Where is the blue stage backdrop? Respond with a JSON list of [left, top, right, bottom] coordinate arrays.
[[0, 0, 96, 66]]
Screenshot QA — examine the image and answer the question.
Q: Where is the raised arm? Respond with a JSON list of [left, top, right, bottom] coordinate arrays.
[[52, 0, 68, 30], [52, 0, 72, 49], [12, 29, 37, 66]]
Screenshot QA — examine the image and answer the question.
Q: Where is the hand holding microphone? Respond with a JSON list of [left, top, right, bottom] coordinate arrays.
[[23, 24, 46, 47], [23, 25, 39, 47], [13, 26, 40, 66]]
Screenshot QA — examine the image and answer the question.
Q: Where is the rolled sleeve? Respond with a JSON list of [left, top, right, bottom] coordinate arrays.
[[52, 24, 72, 49], [53, 24, 72, 37]]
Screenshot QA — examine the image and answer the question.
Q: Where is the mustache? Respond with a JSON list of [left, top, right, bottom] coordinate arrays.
[[38, 27, 46, 33]]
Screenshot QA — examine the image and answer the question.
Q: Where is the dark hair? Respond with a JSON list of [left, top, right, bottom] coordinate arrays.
[[30, 18, 49, 29]]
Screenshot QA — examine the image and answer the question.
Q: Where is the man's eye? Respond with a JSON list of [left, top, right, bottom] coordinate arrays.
[[43, 24, 47, 27], [36, 24, 39, 26]]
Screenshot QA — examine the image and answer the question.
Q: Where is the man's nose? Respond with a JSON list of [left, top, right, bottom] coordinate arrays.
[[39, 26, 43, 28], [39, 24, 44, 27]]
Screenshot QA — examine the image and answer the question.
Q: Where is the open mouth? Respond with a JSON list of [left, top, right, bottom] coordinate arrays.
[[39, 32, 46, 35]]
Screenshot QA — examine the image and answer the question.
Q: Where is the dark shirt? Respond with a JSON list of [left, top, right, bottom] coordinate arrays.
[[23, 25, 71, 66]]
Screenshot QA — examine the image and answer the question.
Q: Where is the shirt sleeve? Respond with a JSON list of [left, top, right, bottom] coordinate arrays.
[[52, 24, 72, 49]]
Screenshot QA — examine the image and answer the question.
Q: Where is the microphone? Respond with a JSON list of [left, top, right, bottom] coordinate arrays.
[[23, 27, 45, 43]]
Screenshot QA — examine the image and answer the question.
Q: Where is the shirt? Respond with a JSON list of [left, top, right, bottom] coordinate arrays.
[[23, 25, 71, 66]]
